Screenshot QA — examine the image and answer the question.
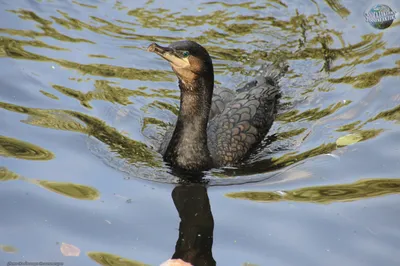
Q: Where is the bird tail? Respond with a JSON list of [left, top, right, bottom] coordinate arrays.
[[237, 60, 289, 93], [256, 60, 289, 87]]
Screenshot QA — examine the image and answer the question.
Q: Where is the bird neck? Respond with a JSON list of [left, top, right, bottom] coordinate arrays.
[[164, 76, 214, 171]]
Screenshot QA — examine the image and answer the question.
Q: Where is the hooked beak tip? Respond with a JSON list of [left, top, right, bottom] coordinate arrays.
[[147, 43, 171, 55], [147, 43, 157, 53]]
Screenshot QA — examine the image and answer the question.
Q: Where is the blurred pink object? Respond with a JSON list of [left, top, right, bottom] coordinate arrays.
[[60, 242, 80, 256], [160, 259, 193, 266]]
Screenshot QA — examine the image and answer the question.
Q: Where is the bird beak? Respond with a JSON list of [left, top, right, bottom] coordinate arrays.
[[147, 43, 189, 68], [147, 43, 173, 56]]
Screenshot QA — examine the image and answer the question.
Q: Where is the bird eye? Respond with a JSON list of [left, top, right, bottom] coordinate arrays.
[[182, 51, 190, 58]]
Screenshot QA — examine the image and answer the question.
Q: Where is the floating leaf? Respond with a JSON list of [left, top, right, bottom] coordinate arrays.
[[60, 242, 80, 257], [336, 133, 363, 147], [0, 245, 18, 253]]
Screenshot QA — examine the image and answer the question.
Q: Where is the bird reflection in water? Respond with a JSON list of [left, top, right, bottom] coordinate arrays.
[[162, 170, 215, 266]]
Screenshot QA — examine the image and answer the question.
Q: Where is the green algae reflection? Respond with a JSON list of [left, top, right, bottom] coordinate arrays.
[[141, 117, 169, 132], [370, 104, 400, 124], [88, 54, 113, 59], [226, 178, 400, 204], [271, 129, 382, 166], [38, 181, 99, 200], [336, 121, 362, 132], [0, 136, 54, 161], [124, 0, 385, 73], [0, 36, 172, 82], [213, 127, 383, 178], [276, 128, 307, 140], [0, 167, 20, 181], [0, 9, 176, 81], [72, 1, 97, 9], [323, 0, 350, 18], [87, 251, 149, 266], [329, 66, 400, 89], [277, 100, 352, 122], [0, 167, 99, 200], [51, 81, 178, 109], [40, 90, 59, 100], [1, 4, 395, 85], [0, 102, 159, 167]]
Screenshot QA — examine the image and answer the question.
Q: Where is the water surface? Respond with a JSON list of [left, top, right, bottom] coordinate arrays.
[[1, 0, 400, 265]]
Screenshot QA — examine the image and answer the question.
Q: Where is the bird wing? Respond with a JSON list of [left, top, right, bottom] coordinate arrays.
[[210, 78, 269, 120], [209, 86, 235, 120], [161, 62, 288, 161], [207, 73, 283, 166]]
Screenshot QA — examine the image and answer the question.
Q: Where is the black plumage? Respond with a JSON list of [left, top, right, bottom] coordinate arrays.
[[148, 40, 287, 171]]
